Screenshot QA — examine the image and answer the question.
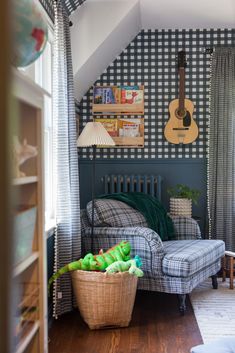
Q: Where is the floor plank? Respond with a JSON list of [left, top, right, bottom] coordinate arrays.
[[49, 291, 203, 353]]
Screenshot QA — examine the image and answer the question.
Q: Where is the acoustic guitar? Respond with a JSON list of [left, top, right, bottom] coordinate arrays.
[[164, 50, 198, 144]]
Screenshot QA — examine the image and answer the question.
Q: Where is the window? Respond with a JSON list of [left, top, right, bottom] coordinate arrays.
[[19, 27, 55, 231]]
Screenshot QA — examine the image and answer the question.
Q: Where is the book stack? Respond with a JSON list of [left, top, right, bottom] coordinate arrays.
[[93, 86, 143, 104], [93, 87, 115, 104]]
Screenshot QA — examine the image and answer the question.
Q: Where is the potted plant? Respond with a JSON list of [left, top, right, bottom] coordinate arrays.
[[167, 184, 200, 217]]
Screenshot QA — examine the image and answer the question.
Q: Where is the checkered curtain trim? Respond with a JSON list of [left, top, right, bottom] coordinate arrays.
[[63, 0, 86, 14], [79, 29, 235, 159], [39, 0, 55, 21], [39, 0, 86, 21], [52, 0, 81, 318]]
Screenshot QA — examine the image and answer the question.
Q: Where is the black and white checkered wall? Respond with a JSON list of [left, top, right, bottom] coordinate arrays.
[[79, 29, 235, 159]]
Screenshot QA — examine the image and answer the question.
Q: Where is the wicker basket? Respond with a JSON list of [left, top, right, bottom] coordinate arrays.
[[170, 197, 192, 217], [71, 270, 138, 330]]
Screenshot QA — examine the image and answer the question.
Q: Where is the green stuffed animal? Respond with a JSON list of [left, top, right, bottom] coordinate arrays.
[[48, 241, 131, 294], [105, 255, 144, 277]]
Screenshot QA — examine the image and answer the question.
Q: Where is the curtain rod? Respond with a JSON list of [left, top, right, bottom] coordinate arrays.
[[203, 48, 214, 54]]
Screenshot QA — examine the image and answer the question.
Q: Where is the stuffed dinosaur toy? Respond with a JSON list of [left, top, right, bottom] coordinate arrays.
[[105, 255, 144, 277], [48, 241, 131, 294]]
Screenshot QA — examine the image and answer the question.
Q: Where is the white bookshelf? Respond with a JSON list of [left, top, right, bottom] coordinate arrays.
[[12, 69, 47, 353]]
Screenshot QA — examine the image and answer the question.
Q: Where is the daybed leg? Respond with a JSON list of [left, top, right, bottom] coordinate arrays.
[[178, 294, 186, 315], [211, 274, 218, 289]]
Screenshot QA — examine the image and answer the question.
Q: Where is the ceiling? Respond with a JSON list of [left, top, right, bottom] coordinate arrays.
[[139, 0, 235, 29], [88, 0, 235, 29]]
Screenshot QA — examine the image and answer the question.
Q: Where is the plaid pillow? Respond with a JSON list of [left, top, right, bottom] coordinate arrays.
[[86, 199, 148, 228]]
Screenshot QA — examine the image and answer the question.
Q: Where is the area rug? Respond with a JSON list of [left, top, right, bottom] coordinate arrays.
[[190, 279, 235, 343]]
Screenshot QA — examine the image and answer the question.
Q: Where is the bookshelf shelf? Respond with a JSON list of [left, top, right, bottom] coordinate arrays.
[[92, 85, 144, 116], [15, 321, 39, 353], [13, 252, 39, 278], [12, 176, 38, 186], [92, 85, 145, 147], [92, 103, 144, 115]]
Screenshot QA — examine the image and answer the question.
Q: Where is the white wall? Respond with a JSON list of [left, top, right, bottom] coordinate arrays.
[[70, 0, 140, 101]]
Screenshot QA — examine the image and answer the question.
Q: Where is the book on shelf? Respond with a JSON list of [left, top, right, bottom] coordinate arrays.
[[94, 87, 115, 104], [112, 87, 121, 104], [121, 88, 143, 104], [119, 118, 143, 137], [95, 118, 144, 139], [94, 118, 118, 137]]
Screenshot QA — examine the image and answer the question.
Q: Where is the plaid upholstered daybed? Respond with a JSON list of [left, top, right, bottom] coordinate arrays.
[[81, 199, 225, 314]]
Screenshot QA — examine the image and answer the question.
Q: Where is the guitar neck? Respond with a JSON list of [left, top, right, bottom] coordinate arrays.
[[179, 67, 185, 111]]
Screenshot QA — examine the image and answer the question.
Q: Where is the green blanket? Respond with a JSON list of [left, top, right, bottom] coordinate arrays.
[[99, 192, 175, 241]]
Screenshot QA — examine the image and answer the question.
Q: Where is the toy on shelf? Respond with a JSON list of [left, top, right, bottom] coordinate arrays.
[[12, 136, 38, 178], [105, 255, 144, 277], [48, 241, 131, 293]]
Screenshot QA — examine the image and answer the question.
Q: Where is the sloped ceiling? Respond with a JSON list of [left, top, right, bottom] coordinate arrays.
[[70, 0, 235, 101], [70, 0, 140, 101]]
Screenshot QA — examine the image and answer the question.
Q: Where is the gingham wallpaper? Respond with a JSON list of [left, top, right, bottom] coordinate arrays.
[[78, 28, 235, 159]]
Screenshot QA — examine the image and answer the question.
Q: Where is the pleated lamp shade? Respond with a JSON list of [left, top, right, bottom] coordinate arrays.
[[77, 122, 115, 147]]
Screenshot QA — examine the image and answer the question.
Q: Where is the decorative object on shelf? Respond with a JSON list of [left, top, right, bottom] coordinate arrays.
[[12, 0, 48, 67], [164, 50, 198, 144], [167, 184, 200, 217], [48, 240, 131, 293], [77, 122, 115, 250], [12, 136, 38, 178], [105, 255, 144, 277]]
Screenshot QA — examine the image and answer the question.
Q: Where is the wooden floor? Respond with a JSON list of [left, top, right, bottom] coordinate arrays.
[[49, 291, 203, 353]]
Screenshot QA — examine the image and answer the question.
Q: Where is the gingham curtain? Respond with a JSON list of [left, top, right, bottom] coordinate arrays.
[[39, 0, 86, 21], [208, 47, 235, 251], [52, 0, 81, 317]]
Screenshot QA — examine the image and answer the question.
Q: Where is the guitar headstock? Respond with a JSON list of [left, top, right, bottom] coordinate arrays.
[[178, 50, 187, 69]]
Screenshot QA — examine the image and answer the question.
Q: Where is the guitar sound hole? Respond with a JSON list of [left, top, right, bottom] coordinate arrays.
[[176, 109, 186, 119]]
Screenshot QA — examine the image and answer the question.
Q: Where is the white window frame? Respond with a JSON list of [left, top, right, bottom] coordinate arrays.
[[18, 20, 55, 234]]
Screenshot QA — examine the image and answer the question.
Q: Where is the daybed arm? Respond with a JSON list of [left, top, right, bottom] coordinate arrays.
[[171, 216, 202, 240], [81, 226, 164, 277]]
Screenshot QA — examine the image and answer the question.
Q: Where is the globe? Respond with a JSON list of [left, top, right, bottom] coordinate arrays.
[[12, 0, 48, 68]]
